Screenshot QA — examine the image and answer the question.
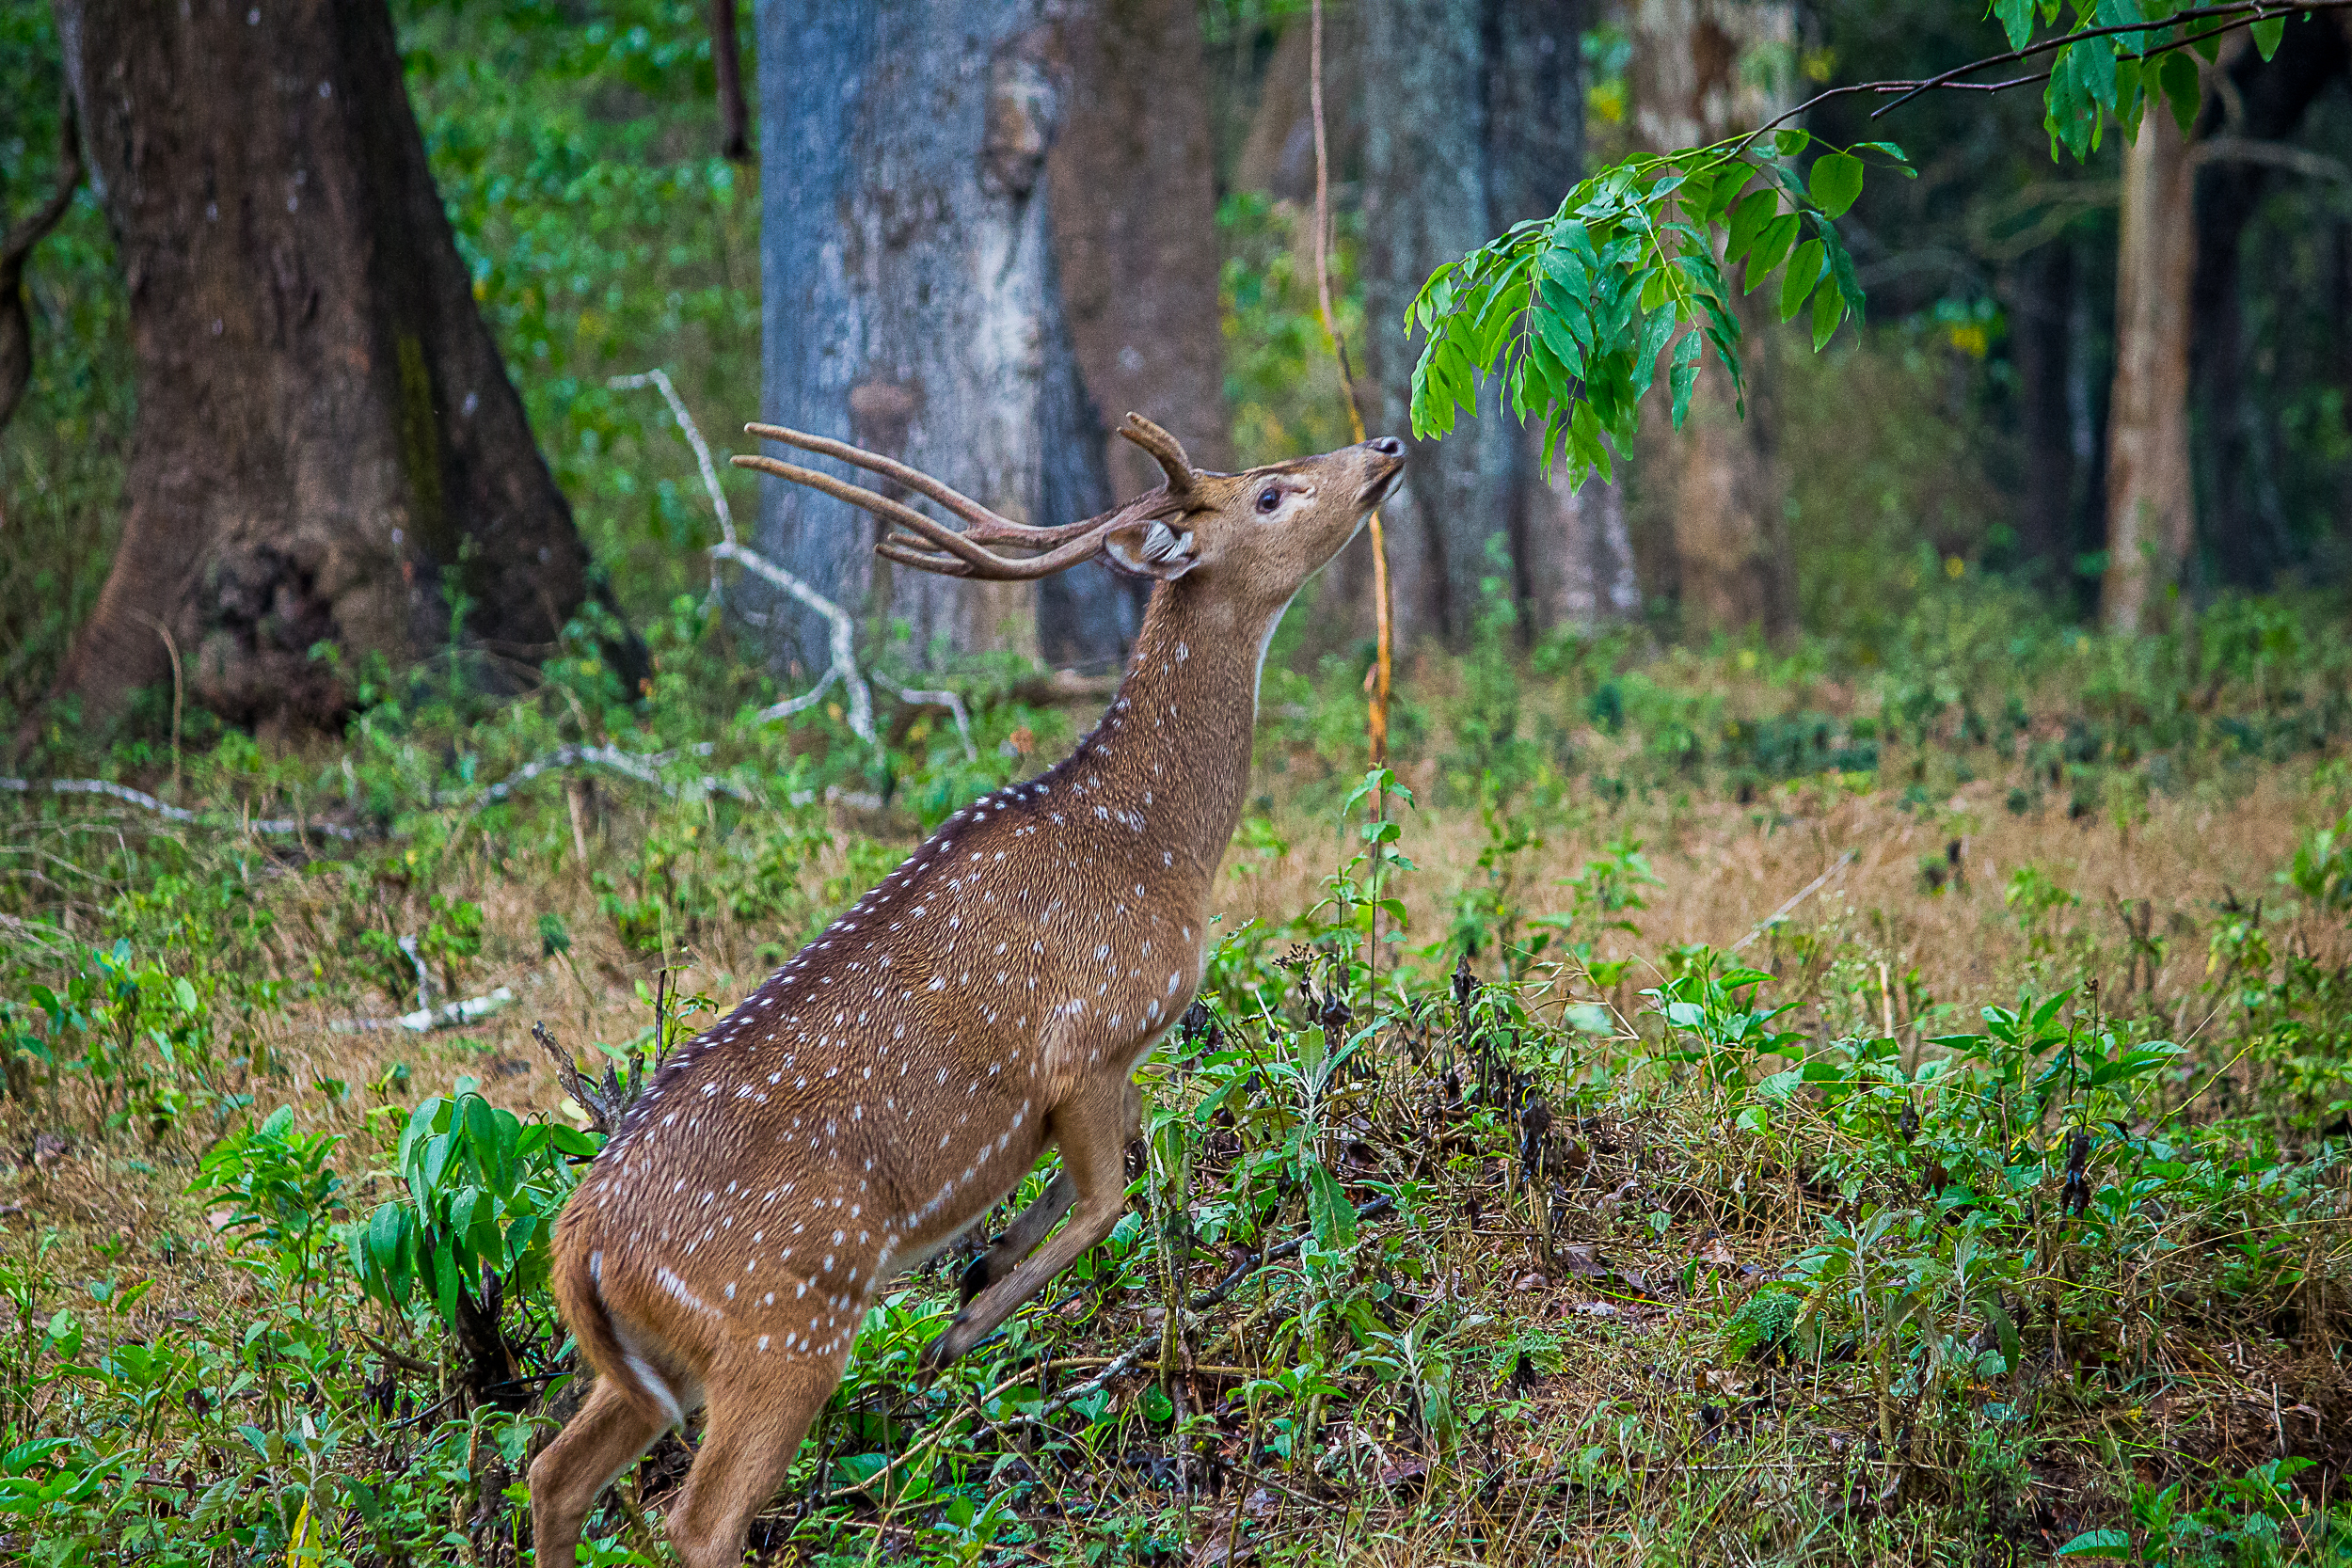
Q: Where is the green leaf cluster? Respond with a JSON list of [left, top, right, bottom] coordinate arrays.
[[1406, 130, 1900, 485], [349, 1086, 596, 1332]]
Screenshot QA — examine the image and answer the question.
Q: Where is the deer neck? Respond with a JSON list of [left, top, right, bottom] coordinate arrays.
[[1057, 577, 1281, 884]]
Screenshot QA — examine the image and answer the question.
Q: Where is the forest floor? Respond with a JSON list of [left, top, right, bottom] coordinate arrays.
[[6, 671, 2351, 1566]]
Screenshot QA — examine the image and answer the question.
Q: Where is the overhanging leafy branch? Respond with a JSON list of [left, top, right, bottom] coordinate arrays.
[[1407, 0, 2343, 485], [1407, 130, 1896, 483]]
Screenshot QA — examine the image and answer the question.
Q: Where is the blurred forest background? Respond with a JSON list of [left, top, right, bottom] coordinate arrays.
[[1, 0, 2346, 746]]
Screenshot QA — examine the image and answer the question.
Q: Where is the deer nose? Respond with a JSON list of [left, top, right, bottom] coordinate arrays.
[[1366, 436, 1404, 457]]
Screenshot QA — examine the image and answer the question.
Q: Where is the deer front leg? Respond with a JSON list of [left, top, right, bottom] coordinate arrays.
[[921, 1074, 1140, 1373], [959, 1170, 1076, 1305]]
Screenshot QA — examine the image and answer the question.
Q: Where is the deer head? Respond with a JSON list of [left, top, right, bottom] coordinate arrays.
[[735, 412, 1403, 618], [532, 419, 1402, 1568]]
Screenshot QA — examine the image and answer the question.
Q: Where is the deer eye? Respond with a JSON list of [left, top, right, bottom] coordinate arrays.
[[1255, 486, 1281, 514]]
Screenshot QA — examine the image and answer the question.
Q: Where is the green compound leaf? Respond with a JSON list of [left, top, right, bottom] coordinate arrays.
[[1406, 135, 1892, 485]]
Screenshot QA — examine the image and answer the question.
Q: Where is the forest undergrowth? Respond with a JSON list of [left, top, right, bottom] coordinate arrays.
[[5, 589, 2352, 1567]]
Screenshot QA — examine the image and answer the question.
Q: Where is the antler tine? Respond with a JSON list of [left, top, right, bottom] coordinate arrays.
[[743, 422, 1097, 546], [882, 519, 1128, 581], [744, 422, 1009, 533], [876, 538, 975, 577], [1118, 413, 1195, 498], [731, 452, 1009, 574], [739, 448, 1126, 580]]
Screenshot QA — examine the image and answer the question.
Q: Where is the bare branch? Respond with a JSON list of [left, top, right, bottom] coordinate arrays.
[[1729, 1, 2352, 157], [869, 672, 977, 763], [609, 371, 877, 744], [0, 775, 358, 840], [2195, 134, 2351, 182]]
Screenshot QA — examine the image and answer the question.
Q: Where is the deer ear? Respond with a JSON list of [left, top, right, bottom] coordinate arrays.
[[1101, 516, 1199, 580]]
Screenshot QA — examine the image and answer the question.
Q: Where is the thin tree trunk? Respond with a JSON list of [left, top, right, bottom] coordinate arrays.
[[2003, 240, 2076, 581], [2102, 106, 2195, 634], [44, 0, 610, 736], [0, 98, 81, 440], [755, 0, 1116, 673], [1232, 23, 1321, 203], [709, 0, 752, 164], [1627, 0, 1797, 641], [1491, 0, 1631, 640], [1046, 0, 1229, 668]]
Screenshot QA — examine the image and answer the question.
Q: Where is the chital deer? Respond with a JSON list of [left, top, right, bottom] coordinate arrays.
[[530, 414, 1405, 1568]]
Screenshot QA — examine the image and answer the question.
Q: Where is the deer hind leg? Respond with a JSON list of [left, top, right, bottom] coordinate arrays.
[[958, 1170, 1075, 1305], [660, 1330, 850, 1568], [529, 1374, 662, 1568], [922, 1073, 1141, 1371]]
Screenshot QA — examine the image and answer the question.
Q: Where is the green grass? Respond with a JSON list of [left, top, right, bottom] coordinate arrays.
[[4, 593, 2352, 1565]]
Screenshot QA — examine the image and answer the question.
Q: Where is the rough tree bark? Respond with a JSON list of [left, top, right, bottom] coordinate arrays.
[[1627, 0, 1796, 641], [1348, 0, 1622, 653], [45, 0, 608, 735], [755, 0, 1126, 673], [1045, 0, 1230, 666], [2102, 104, 2196, 634]]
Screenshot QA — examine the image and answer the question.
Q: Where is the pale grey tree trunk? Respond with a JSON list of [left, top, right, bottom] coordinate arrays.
[[755, 0, 1123, 673], [1342, 0, 1621, 652]]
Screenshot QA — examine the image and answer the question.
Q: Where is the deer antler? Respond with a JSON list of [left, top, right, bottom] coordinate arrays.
[[733, 416, 1204, 582], [733, 424, 1128, 581], [1117, 412, 1196, 499]]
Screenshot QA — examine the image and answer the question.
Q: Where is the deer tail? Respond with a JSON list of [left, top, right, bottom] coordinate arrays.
[[552, 1225, 685, 1433]]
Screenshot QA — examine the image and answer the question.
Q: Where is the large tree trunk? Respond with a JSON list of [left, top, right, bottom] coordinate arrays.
[[1045, 0, 1230, 667], [1347, 0, 1615, 653], [46, 0, 606, 736], [2102, 106, 2196, 634], [1627, 0, 1797, 641], [755, 0, 1121, 673]]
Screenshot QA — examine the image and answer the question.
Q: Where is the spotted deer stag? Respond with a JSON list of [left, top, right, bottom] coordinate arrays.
[[530, 414, 1406, 1568]]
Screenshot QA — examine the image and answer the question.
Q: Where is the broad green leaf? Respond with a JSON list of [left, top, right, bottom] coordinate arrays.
[[2055, 1530, 2133, 1560], [2252, 16, 2283, 59], [1772, 128, 1811, 158], [1807, 151, 1865, 219], [2047, 48, 2098, 160], [2076, 35, 2118, 112], [1724, 188, 1777, 264], [1745, 214, 1800, 293], [1305, 1160, 1357, 1253], [2155, 50, 2200, 134], [1993, 0, 2035, 49], [1668, 330, 1703, 428], [1779, 238, 1826, 323], [1810, 272, 1843, 348]]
